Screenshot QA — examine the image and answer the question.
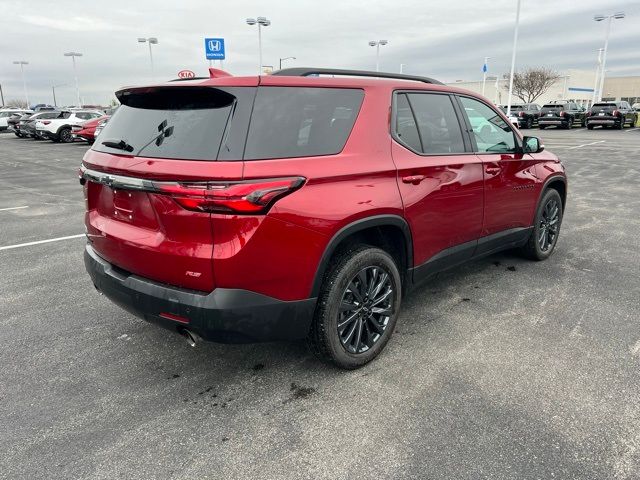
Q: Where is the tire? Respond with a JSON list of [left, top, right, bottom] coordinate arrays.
[[58, 127, 73, 143], [565, 117, 572, 129], [581, 118, 586, 128], [587, 124, 594, 130], [526, 118, 533, 129], [539, 125, 546, 130], [520, 189, 563, 261], [308, 245, 402, 369], [617, 121, 624, 130]]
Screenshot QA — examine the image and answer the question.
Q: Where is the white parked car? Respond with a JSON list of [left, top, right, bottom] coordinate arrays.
[[0, 109, 33, 131], [35, 110, 104, 143]]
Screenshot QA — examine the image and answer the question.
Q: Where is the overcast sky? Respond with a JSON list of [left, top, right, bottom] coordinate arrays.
[[1, 0, 639, 106]]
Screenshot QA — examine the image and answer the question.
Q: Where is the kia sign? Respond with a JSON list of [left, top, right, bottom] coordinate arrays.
[[177, 70, 195, 79], [204, 38, 225, 60]]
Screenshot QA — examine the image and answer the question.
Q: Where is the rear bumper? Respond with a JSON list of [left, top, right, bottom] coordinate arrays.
[[538, 118, 566, 126], [84, 243, 316, 343], [586, 118, 617, 125]]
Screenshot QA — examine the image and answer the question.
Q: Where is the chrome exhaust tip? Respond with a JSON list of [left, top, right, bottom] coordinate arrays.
[[180, 329, 201, 347]]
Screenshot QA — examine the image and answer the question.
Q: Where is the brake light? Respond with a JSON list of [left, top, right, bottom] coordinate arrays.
[[153, 177, 306, 214], [585, 111, 591, 117], [613, 109, 620, 116], [42, 121, 51, 125], [559, 111, 565, 117], [519, 111, 524, 117]]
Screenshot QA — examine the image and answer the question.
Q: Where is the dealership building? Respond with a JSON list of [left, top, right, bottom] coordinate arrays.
[[447, 70, 640, 107]]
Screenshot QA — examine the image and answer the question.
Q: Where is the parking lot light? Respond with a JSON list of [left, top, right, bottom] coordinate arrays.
[[247, 17, 271, 76], [138, 37, 159, 77], [12, 60, 29, 106], [279, 56, 296, 70], [506, 0, 522, 116], [594, 12, 625, 102], [369, 40, 388, 72], [63, 52, 83, 107]]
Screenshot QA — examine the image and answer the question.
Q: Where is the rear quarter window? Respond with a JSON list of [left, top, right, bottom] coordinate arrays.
[[243, 87, 364, 160]]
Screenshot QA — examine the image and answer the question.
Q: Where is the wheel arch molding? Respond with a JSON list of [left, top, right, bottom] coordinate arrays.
[[309, 215, 413, 298], [540, 174, 567, 210]]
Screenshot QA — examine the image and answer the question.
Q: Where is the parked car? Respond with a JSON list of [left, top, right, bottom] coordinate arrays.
[[586, 101, 637, 130], [80, 68, 567, 368], [35, 110, 104, 142], [8, 113, 33, 137], [16, 111, 64, 139], [509, 103, 542, 129], [538, 102, 586, 129], [497, 105, 521, 128], [0, 109, 33, 130], [632, 102, 640, 112], [72, 116, 109, 143]]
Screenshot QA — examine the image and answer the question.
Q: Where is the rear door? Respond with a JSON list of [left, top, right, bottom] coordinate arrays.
[[391, 91, 483, 271], [83, 84, 256, 292], [456, 95, 539, 240]]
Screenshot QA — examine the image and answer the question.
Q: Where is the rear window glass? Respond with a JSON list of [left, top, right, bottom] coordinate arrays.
[[93, 87, 237, 160], [592, 103, 616, 107], [244, 87, 364, 160], [542, 104, 564, 109]]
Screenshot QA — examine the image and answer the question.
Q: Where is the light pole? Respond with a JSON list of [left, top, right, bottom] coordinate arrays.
[[594, 12, 625, 102], [247, 17, 271, 75], [51, 83, 66, 107], [506, 0, 521, 116], [590, 48, 604, 106], [368, 40, 388, 72], [137, 37, 159, 76], [13, 61, 29, 106], [63, 52, 83, 107], [482, 56, 490, 97], [279, 56, 296, 70]]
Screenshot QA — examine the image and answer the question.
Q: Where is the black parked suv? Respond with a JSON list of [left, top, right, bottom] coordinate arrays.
[[510, 103, 542, 129], [538, 102, 586, 129], [586, 101, 637, 130]]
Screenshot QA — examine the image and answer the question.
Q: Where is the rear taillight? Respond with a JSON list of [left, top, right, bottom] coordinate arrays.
[[586, 111, 591, 117], [42, 121, 51, 125], [153, 177, 306, 214], [519, 111, 524, 117], [559, 111, 565, 117], [613, 109, 620, 116]]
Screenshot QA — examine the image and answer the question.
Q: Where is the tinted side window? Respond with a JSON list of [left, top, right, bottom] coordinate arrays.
[[394, 94, 421, 152], [244, 87, 364, 160], [460, 97, 516, 154], [406, 93, 465, 154]]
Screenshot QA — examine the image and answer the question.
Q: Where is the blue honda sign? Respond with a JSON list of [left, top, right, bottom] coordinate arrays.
[[205, 38, 225, 60]]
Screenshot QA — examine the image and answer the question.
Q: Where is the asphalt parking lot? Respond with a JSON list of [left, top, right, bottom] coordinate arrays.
[[1, 127, 639, 480]]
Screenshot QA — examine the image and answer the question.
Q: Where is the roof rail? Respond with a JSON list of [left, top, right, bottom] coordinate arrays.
[[271, 67, 443, 85]]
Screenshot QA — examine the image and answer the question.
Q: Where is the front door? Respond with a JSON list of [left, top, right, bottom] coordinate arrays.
[[456, 96, 539, 239]]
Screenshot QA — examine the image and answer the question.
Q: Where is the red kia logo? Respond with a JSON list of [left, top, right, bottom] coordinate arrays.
[[177, 70, 196, 79]]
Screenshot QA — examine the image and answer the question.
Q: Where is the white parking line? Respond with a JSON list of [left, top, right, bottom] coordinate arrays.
[[568, 140, 606, 150], [625, 128, 639, 133], [0, 206, 29, 212], [0, 234, 85, 251]]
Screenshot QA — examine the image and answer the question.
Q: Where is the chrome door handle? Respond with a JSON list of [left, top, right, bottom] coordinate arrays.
[[402, 175, 426, 185]]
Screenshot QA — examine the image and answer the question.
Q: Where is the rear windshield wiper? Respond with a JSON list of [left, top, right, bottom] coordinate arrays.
[[101, 139, 134, 153]]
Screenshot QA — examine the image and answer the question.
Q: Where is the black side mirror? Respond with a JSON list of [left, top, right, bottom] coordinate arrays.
[[523, 136, 544, 153]]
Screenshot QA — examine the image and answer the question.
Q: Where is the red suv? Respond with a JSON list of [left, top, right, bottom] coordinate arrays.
[[81, 68, 567, 369]]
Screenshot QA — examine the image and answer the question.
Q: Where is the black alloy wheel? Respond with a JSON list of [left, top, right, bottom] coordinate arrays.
[[537, 197, 560, 253], [337, 266, 394, 354]]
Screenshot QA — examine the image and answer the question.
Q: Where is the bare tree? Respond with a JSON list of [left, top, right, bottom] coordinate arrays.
[[5, 99, 29, 108], [503, 68, 560, 104]]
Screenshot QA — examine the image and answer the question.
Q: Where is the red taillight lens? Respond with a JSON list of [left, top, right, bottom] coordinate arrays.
[[153, 177, 306, 214], [586, 111, 591, 117], [613, 109, 620, 116], [519, 111, 524, 117], [559, 111, 565, 117], [42, 121, 51, 125]]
